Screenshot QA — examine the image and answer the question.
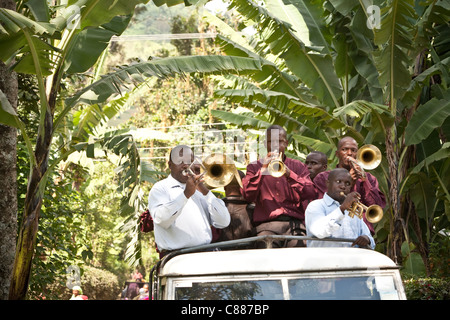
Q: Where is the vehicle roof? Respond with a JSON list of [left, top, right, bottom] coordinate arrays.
[[158, 247, 399, 277]]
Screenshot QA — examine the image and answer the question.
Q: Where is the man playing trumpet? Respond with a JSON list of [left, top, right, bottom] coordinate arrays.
[[313, 136, 386, 234], [242, 125, 317, 248], [306, 168, 375, 248], [148, 145, 230, 258]]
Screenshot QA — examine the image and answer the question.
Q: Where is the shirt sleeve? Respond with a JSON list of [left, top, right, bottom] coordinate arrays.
[[242, 162, 263, 203], [287, 166, 317, 202], [148, 183, 188, 229], [359, 173, 386, 208], [313, 171, 328, 199], [306, 201, 344, 239], [359, 218, 376, 249], [203, 191, 230, 229]]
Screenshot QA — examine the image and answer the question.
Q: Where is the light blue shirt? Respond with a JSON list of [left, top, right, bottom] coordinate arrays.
[[305, 193, 375, 249]]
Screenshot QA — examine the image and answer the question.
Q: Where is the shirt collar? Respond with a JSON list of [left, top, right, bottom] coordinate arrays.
[[168, 174, 185, 188], [323, 192, 340, 207]]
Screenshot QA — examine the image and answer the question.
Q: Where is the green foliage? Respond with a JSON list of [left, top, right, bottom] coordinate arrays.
[[401, 241, 427, 276], [45, 266, 120, 300], [78, 160, 137, 281], [79, 266, 121, 300], [403, 277, 450, 300], [28, 168, 86, 300], [171, 13, 200, 56], [0, 0, 156, 299], [125, 1, 196, 35], [429, 235, 450, 278], [3, 0, 448, 300], [150, 0, 450, 276]]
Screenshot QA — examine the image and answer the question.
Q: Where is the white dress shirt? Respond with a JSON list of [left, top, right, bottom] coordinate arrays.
[[148, 174, 230, 251], [305, 193, 375, 248]]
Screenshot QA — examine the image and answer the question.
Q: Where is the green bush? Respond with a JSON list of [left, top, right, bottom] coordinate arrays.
[[78, 266, 121, 300], [403, 277, 450, 300], [50, 266, 121, 300]]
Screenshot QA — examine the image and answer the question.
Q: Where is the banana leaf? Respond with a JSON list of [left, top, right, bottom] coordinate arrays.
[[404, 94, 450, 146]]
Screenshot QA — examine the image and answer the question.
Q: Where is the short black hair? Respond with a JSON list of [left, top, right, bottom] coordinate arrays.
[[327, 168, 350, 181], [307, 151, 328, 165]]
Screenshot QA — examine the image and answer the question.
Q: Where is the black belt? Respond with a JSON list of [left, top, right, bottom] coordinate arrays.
[[273, 215, 299, 222]]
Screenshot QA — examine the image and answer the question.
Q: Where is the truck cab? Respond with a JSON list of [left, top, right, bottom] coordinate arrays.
[[150, 236, 406, 300]]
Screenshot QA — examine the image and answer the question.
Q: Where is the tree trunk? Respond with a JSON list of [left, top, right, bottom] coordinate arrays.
[[0, 0, 18, 300], [385, 126, 404, 264], [9, 109, 53, 300]]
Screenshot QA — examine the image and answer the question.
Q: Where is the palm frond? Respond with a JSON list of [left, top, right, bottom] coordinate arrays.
[[65, 55, 263, 109], [404, 93, 450, 146], [211, 109, 271, 130], [229, 0, 343, 108], [373, 0, 417, 106]]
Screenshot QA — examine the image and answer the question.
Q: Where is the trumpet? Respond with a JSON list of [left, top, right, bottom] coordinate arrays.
[[203, 153, 242, 189], [267, 152, 286, 177], [183, 153, 242, 189], [182, 157, 205, 177], [347, 144, 382, 179], [340, 192, 383, 223]]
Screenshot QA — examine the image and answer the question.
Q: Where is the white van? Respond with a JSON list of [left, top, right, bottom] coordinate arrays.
[[150, 236, 406, 300]]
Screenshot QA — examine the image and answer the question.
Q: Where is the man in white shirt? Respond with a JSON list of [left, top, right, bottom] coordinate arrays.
[[305, 168, 375, 249], [148, 145, 230, 257]]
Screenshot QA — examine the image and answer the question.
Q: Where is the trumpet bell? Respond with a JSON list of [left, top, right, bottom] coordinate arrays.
[[348, 200, 384, 224], [267, 152, 286, 177], [268, 160, 286, 177], [357, 144, 382, 170], [365, 205, 384, 224], [202, 153, 242, 189]]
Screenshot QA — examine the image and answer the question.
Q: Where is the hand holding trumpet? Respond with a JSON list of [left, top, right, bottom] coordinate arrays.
[[339, 191, 383, 223], [345, 156, 366, 182], [184, 169, 209, 197], [261, 151, 290, 177], [339, 191, 361, 214], [183, 163, 209, 197]]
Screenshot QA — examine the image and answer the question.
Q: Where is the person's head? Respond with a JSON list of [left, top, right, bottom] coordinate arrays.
[[335, 136, 358, 170], [305, 151, 328, 179], [326, 168, 352, 203], [143, 284, 149, 293], [264, 125, 288, 155], [168, 145, 195, 183], [224, 170, 245, 197], [72, 286, 82, 296]]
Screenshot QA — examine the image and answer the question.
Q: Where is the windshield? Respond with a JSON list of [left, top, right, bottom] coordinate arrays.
[[175, 280, 283, 300], [288, 275, 399, 300], [172, 274, 401, 300]]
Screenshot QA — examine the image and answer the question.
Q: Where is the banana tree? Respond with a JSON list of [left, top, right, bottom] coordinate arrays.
[[0, 0, 268, 298], [213, 0, 450, 273], [151, 0, 449, 273], [1, 1, 447, 302], [0, 0, 156, 299]]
